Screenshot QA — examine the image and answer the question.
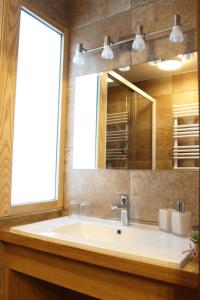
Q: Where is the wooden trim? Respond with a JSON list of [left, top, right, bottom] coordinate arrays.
[[0, 0, 21, 217], [0, 229, 198, 289], [0, 0, 4, 44], [97, 73, 107, 168], [0, 0, 68, 217], [152, 100, 156, 169], [9, 201, 62, 216], [57, 29, 68, 208]]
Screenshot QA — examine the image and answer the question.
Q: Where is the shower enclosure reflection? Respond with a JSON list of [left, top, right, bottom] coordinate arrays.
[[73, 52, 198, 170], [106, 72, 156, 169]]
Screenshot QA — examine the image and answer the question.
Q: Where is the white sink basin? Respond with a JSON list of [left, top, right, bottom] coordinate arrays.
[[11, 216, 193, 268]]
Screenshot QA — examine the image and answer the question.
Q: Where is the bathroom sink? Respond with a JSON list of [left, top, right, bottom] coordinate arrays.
[[11, 216, 193, 268]]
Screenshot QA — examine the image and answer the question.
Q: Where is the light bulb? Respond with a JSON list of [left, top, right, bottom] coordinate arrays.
[[169, 25, 184, 43], [73, 43, 85, 65], [73, 52, 84, 65], [101, 36, 114, 60], [132, 34, 145, 51], [101, 45, 114, 59]]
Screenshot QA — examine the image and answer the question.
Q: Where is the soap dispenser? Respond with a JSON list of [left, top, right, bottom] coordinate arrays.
[[171, 200, 192, 236]]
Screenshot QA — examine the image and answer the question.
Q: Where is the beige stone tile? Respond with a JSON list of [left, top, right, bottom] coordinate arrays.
[[67, 0, 131, 28], [64, 148, 130, 220], [68, 11, 132, 86], [136, 77, 172, 97], [156, 127, 173, 160], [173, 91, 198, 105], [131, 0, 197, 65], [172, 71, 198, 94], [129, 170, 199, 225], [132, 0, 159, 9], [156, 94, 173, 128], [156, 160, 172, 170], [136, 97, 152, 129], [135, 161, 152, 169], [136, 128, 152, 160], [25, 0, 68, 27]]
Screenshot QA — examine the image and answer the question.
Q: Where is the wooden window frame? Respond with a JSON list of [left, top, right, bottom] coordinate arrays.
[[0, 0, 68, 217]]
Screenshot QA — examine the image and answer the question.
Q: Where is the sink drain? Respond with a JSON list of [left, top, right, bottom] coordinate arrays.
[[117, 229, 122, 234]]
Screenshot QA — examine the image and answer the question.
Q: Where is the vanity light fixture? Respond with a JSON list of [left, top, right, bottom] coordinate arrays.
[[158, 59, 183, 71], [73, 14, 189, 65], [73, 43, 85, 65], [101, 36, 114, 59], [132, 25, 145, 51], [169, 14, 184, 43]]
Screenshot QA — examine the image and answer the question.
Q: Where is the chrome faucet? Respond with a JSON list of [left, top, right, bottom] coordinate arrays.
[[111, 193, 129, 226]]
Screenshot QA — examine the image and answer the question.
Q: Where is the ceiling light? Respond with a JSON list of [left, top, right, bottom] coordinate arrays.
[[169, 14, 184, 43], [118, 66, 130, 72], [158, 59, 183, 71], [101, 36, 114, 60], [73, 43, 85, 65], [132, 25, 145, 51]]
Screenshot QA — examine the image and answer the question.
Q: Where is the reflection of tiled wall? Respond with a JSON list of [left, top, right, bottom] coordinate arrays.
[[65, 148, 199, 225], [64, 0, 198, 226], [136, 71, 198, 169]]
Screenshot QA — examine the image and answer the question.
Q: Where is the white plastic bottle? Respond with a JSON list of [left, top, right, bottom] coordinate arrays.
[[171, 200, 192, 236], [159, 208, 174, 232]]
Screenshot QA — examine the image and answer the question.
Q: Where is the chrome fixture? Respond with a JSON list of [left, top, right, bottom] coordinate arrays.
[[169, 14, 184, 43], [111, 193, 129, 226], [132, 25, 145, 51], [73, 14, 189, 65], [101, 35, 114, 59]]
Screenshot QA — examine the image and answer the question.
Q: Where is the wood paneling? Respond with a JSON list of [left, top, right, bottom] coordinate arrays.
[[0, 0, 21, 216], [5, 269, 96, 300], [0, 208, 62, 228], [3, 242, 199, 300]]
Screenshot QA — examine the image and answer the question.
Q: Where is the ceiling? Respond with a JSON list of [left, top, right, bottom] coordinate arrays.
[[112, 52, 198, 84]]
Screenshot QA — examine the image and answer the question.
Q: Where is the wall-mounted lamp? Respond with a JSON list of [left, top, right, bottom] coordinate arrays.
[[73, 43, 85, 65], [73, 14, 188, 65], [132, 25, 145, 51], [101, 36, 114, 59], [169, 14, 184, 43]]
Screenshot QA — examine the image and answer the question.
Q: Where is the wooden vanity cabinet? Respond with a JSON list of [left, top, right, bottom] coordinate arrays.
[[0, 230, 199, 300]]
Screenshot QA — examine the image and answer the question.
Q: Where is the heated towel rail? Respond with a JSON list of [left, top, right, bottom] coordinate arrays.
[[173, 103, 199, 170], [106, 111, 129, 167]]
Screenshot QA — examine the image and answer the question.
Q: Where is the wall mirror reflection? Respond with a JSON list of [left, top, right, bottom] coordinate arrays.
[[73, 52, 199, 170]]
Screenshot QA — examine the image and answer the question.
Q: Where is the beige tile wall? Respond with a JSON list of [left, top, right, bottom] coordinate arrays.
[[65, 0, 199, 226]]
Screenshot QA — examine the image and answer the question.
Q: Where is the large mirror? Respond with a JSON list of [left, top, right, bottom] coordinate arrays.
[[73, 52, 199, 170]]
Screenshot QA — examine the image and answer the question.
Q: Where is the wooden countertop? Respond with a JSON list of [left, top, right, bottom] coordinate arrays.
[[0, 227, 199, 289]]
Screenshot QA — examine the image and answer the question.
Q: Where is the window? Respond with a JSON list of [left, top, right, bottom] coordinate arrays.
[[11, 9, 63, 205]]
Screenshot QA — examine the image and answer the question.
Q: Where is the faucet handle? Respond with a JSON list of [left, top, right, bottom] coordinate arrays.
[[116, 193, 128, 204]]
